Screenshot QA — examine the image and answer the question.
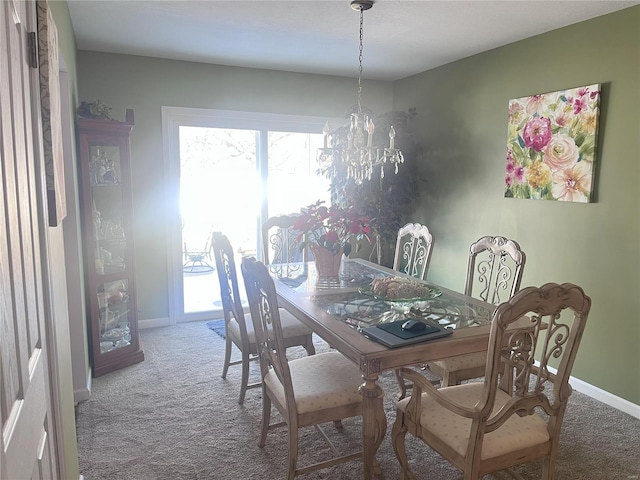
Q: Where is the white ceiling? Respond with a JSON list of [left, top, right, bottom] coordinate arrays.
[[66, 0, 638, 81]]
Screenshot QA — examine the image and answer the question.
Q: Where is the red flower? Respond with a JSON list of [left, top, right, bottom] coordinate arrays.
[[325, 230, 338, 244], [295, 200, 371, 254]]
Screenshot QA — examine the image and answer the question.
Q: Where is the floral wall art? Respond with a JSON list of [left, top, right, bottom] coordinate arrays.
[[505, 84, 600, 203]]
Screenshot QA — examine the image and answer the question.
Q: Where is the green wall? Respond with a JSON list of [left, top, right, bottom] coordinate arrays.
[[76, 52, 393, 321], [393, 6, 640, 405], [74, 7, 639, 406]]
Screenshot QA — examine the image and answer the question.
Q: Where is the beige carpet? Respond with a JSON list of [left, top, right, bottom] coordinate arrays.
[[76, 320, 640, 479]]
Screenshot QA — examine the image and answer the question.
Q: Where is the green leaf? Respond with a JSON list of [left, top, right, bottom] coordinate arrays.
[[579, 142, 595, 159], [540, 186, 551, 198], [574, 132, 586, 147], [510, 142, 524, 160]]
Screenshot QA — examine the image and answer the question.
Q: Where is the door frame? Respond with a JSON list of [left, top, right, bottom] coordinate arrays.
[[161, 106, 340, 325], [1, 0, 67, 477]]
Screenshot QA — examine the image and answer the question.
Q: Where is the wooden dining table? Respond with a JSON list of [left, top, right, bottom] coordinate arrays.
[[269, 258, 496, 480]]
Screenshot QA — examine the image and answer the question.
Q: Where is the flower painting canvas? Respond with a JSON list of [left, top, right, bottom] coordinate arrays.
[[505, 84, 600, 202]]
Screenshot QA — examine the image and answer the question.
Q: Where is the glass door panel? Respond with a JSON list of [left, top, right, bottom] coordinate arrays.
[[267, 131, 330, 216], [179, 126, 258, 314], [98, 279, 131, 353], [91, 145, 127, 275]]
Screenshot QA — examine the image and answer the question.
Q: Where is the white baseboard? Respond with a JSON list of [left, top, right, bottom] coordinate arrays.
[[139, 317, 170, 329], [541, 362, 640, 419], [73, 369, 92, 403], [570, 375, 640, 419]]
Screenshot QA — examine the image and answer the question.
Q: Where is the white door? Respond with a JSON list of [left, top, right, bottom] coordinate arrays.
[[1, 0, 58, 478]]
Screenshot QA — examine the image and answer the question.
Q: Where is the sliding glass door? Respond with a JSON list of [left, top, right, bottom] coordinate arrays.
[[163, 108, 336, 323], [179, 126, 258, 314]]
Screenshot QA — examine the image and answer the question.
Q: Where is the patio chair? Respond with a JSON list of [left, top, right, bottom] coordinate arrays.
[[393, 283, 590, 480], [183, 229, 214, 273], [211, 232, 315, 405]]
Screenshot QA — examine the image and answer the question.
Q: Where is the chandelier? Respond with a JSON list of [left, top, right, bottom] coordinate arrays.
[[318, 0, 404, 185]]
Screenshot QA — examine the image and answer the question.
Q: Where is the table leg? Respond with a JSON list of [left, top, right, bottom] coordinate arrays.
[[359, 373, 386, 479]]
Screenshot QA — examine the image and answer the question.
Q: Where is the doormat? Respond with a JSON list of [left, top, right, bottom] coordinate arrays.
[[206, 319, 226, 339]]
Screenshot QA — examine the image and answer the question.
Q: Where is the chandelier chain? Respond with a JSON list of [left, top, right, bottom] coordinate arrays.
[[357, 5, 364, 114]]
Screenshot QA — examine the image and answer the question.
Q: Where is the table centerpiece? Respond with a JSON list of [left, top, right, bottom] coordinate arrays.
[[294, 200, 372, 277]]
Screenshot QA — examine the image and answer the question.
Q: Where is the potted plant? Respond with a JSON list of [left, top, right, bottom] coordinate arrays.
[[294, 200, 372, 276]]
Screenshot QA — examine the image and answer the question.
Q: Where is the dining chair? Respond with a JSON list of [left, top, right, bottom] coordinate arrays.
[[426, 235, 526, 388], [391, 222, 435, 394], [392, 282, 591, 480], [211, 232, 315, 405], [261, 214, 306, 265], [392, 222, 434, 280], [240, 257, 363, 479]]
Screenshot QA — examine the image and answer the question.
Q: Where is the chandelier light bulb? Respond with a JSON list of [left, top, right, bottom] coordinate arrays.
[[323, 122, 330, 148]]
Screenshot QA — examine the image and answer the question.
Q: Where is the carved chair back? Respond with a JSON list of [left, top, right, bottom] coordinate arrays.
[[392, 223, 434, 280], [241, 257, 296, 414], [211, 232, 249, 345], [465, 235, 526, 305], [261, 214, 306, 265]]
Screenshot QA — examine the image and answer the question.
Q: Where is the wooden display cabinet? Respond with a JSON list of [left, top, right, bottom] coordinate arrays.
[[77, 109, 144, 377]]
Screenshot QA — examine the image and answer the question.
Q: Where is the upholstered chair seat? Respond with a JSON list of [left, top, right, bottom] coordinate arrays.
[[397, 383, 550, 459], [227, 309, 313, 346], [264, 351, 363, 415]]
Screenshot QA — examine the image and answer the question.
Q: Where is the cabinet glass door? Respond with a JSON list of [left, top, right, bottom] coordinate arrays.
[[97, 279, 132, 353], [90, 145, 127, 275], [89, 144, 130, 354]]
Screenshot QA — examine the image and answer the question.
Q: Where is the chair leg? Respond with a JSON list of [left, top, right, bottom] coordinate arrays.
[[542, 451, 557, 480], [221, 336, 232, 379], [258, 394, 271, 448], [287, 424, 299, 480], [238, 351, 251, 404], [395, 368, 410, 400], [303, 334, 316, 356], [441, 369, 457, 387], [391, 411, 416, 480]]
